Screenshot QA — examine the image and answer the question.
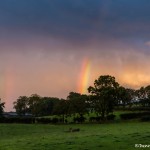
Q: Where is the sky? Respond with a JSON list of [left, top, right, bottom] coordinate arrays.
[[1, 0, 150, 111]]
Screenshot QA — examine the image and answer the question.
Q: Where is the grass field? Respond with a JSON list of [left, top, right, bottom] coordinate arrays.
[[0, 122, 150, 150]]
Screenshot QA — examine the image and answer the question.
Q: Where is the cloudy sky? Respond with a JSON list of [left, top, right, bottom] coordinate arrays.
[[1, 0, 150, 111]]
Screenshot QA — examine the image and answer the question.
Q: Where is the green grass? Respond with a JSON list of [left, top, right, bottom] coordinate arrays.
[[0, 122, 150, 150]]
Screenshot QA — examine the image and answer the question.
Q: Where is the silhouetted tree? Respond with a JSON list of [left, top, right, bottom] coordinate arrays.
[[40, 97, 59, 116], [13, 94, 60, 117], [53, 99, 68, 122], [136, 87, 148, 107], [126, 88, 136, 107], [117, 87, 135, 107], [28, 94, 42, 117], [0, 99, 5, 116], [136, 86, 150, 107], [13, 96, 29, 116], [67, 92, 88, 116], [88, 75, 119, 120]]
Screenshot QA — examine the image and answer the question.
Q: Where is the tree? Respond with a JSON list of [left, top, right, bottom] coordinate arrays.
[[28, 94, 42, 116], [88, 75, 119, 120], [67, 92, 88, 116], [136, 87, 148, 107], [13, 96, 29, 116], [13, 94, 61, 117], [117, 87, 135, 107], [137, 86, 150, 107], [53, 99, 68, 122], [40, 97, 60, 116], [0, 99, 5, 116]]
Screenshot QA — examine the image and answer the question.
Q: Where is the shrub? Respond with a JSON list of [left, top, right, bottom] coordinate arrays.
[[73, 116, 86, 123], [107, 114, 116, 120], [51, 118, 59, 124], [89, 116, 102, 122], [89, 117, 96, 122], [0, 117, 5, 123], [36, 118, 52, 124], [0, 117, 35, 124], [141, 116, 150, 122], [120, 112, 150, 120]]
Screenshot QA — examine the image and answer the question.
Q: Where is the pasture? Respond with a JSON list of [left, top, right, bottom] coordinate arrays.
[[0, 122, 150, 150]]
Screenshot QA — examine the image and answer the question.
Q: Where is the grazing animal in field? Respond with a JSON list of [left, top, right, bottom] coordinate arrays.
[[69, 128, 80, 132]]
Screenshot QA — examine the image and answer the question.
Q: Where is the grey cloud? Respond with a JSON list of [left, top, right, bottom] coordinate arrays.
[[0, 0, 150, 49], [0, 0, 150, 51]]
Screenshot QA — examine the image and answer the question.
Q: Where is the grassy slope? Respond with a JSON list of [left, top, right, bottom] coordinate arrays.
[[0, 122, 150, 150]]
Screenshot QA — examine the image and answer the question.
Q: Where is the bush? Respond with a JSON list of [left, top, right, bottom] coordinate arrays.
[[107, 114, 116, 120], [18, 117, 34, 124], [51, 118, 59, 124], [115, 107, 150, 111], [89, 116, 102, 122], [141, 116, 150, 122], [0, 117, 5, 123], [120, 112, 150, 120], [120, 113, 138, 120], [89, 117, 96, 122], [36, 118, 52, 124], [0, 117, 35, 124], [73, 116, 86, 123]]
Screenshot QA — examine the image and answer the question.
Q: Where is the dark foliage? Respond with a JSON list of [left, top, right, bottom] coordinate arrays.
[[89, 116, 102, 122], [73, 116, 86, 123], [0, 117, 34, 124], [120, 112, 150, 120], [88, 75, 119, 120], [0, 99, 5, 116], [36, 118, 52, 124], [141, 116, 150, 122], [13, 94, 60, 117], [106, 114, 116, 120], [51, 118, 59, 124]]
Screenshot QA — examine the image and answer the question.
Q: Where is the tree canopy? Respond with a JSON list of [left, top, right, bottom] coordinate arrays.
[[11, 75, 150, 121], [0, 99, 5, 116], [88, 75, 119, 119]]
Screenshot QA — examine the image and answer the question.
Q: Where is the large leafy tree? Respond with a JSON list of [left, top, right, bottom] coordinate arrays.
[[40, 97, 60, 116], [144, 85, 150, 107], [28, 94, 42, 117], [117, 87, 135, 107], [88, 75, 119, 120], [13, 96, 29, 116], [14, 94, 60, 117], [136, 86, 150, 107], [0, 99, 5, 116], [67, 92, 88, 116], [53, 99, 68, 122]]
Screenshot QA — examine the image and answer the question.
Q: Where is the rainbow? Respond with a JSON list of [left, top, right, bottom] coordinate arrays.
[[1, 68, 14, 104], [78, 58, 91, 94]]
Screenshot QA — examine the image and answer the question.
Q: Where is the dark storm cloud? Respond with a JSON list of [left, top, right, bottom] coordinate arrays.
[[1, 0, 150, 45]]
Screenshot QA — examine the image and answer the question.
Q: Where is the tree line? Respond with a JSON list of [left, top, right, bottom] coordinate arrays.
[[1, 75, 150, 120]]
